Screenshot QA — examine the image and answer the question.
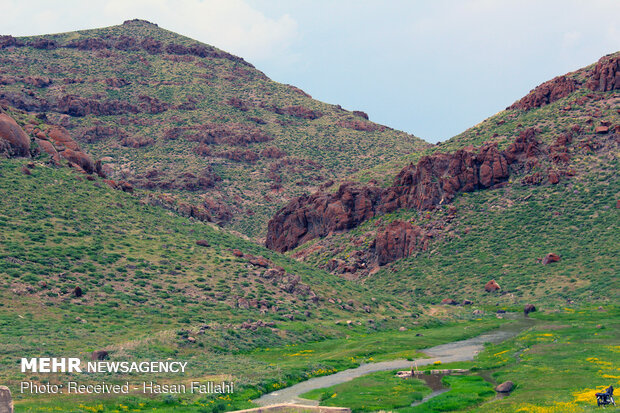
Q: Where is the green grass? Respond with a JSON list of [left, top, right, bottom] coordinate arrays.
[[300, 370, 430, 412], [402, 375, 494, 412]]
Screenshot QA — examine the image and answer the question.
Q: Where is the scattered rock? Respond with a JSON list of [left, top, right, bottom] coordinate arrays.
[[524, 304, 537, 315], [548, 171, 560, 184], [485, 280, 501, 292], [595, 126, 609, 134], [542, 253, 561, 265], [495, 381, 514, 393], [91, 350, 109, 361]]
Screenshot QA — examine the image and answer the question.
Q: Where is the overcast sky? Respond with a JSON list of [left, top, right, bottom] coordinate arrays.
[[2, 0, 619, 142]]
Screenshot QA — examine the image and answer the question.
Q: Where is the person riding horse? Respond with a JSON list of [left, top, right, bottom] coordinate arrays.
[[596, 385, 615, 407]]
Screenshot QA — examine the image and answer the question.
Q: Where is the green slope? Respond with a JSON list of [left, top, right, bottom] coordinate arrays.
[[288, 55, 620, 306], [0, 19, 429, 237]]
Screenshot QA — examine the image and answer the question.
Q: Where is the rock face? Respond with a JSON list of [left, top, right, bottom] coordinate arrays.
[[485, 280, 501, 292], [0, 113, 31, 157], [586, 54, 620, 92], [266, 183, 383, 252], [266, 132, 543, 252], [495, 381, 514, 393], [373, 221, 428, 266], [509, 75, 580, 111], [0, 385, 13, 413]]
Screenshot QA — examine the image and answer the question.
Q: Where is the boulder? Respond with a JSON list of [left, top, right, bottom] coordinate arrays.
[[485, 280, 501, 292], [441, 298, 458, 305], [462, 299, 474, 305], [249, 256, 270, 268], [548, 171, 560, 184], [542, 253, 561, 265], [595, 126, 609, 134], [524, 304, 536, 315], [495, 381, 514, 393], [91, 350, 109, 361], [195, 240, 209, 247], [0, 113, 31, 157], [0, 385, 13, 413]]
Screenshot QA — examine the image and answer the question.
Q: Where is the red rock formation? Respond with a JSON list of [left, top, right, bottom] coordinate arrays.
[[266, 183, 384, 252], [586, 54, 620, 92], [282, 105, 322, 120], [509, 75, 580, 111], [352, 110, 369, 119], [373, 221, 427, 265], [484, 280, 501, 292], [266, 132, 544, 252], [0, 113, 31, 157]]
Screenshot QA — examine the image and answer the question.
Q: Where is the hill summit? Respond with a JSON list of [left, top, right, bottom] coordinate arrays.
[[0, 20, 429, 237]]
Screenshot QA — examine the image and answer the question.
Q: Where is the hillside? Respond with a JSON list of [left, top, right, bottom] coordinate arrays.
[[268, 52, 619, 305], [0, 19, 429, 238], [0, 105, 441, 407]]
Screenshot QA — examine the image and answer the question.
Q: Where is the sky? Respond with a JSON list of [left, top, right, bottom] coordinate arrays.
[[2, 0, 619, 143]]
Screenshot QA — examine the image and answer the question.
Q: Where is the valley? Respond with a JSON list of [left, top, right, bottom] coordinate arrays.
[[0, 20, 618, 413]]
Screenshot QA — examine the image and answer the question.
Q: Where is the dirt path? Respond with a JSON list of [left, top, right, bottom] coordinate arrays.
[[254, 315, 534, 406]]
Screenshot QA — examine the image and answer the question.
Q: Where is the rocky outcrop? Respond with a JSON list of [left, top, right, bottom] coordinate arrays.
[[586, 54, 620, 92], [267, 131, 544, 252], [266, 183, 384, 252], [34, 126, 95, 173], [0, 113, 31, 157], [373, 221, 428, 266], [509, 75, 580, 111]]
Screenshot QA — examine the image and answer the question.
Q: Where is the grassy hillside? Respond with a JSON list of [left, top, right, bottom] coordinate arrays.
[[0, 20, 429, 237], [286, 54, 619, 307]]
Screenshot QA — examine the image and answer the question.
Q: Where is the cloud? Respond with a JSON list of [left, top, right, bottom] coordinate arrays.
[[103, 0, 298, 61]]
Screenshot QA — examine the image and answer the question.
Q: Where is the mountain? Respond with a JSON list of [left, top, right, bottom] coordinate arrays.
[[0, 19, 428, 238], [1, 19, 618, 413], [266, 52, 619, 305]]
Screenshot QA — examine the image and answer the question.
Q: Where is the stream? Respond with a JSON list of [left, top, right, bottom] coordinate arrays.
[[254, 314, 535, 406]]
